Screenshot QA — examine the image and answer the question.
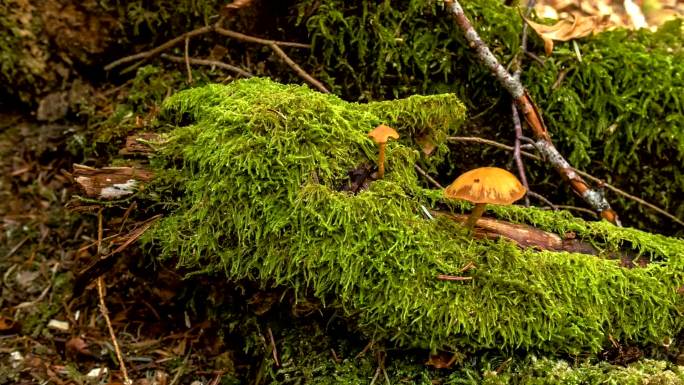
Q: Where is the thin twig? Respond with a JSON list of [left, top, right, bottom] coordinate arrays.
[[437, 275, 473, 281], [214, 27, 310, 48], [98, 278, 131, 384], [267, 327, 280, 367], [104, 20, 323, 91], [169, 353, 191, 385], [447, 136, 540, 160], [575, 171, 684, 227], [370, 366, 382, 385], [513, 0, 537, 80], [118, 201, 137, 234], [414, 164, 443, 189], [97, 208, 104, 255], [447, 135, 684, 227], [96, 210, 132, 385], [105, 25, 214, 71], [5, 236, 29, 258], [511, 0, 535, 206], [524, 51, 546, 66], [161, 54, 253, 78], [543, 205, 599, 218], [105, 24, 309, 73], [526, 190, 555, 209], [268, 42, 329, 93], [184, 37, 193, 84], [511, 104, 530, 206], [13, 282, 52, 309]]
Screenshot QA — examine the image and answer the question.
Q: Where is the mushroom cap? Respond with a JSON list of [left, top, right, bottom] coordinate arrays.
[[444, 167, 526, 205], [368, 124, 399, 144]]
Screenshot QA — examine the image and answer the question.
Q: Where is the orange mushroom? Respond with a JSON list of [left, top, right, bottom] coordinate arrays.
[[444, 167, 526, 232], [368, 124, 399, 179]]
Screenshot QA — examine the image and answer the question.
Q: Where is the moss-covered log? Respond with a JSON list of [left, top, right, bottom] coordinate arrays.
[[139, 78, 684, 355]]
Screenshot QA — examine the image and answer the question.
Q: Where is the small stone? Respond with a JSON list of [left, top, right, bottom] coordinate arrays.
[[36, 91, 69, 122], [86, 367, 108, 378], [47, 319, 70, 331], [10, 351, 23, 368]]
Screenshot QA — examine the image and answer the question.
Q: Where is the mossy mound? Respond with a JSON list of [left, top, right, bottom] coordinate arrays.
[[145, 78, 684, 355], [297, 0, 684, 234]]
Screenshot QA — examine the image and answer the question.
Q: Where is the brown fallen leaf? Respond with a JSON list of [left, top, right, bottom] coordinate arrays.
[[0, 315, 18, 332], [426, 351, 461, 369], [415, 133, 437, 155], [221, 0, 255, 16], [524, 14, 611, 55], [66, 336, 95, 357]]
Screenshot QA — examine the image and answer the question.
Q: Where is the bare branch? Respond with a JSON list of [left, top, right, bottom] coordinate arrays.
[[414, 164, 443, 189], [104, 25, 213, 71], [161, 54, 253, 78], [214, 27, 311, 48], [268, 42, 329, 93], [184, 37, 193, 84]]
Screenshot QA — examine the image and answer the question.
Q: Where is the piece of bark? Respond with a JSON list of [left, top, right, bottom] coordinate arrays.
[[440, 212, 647, 267], [451, 213, 571, 251], [119, 133, 161, 156], [73, 164, 153, 199], [439, 212, 598, 254]]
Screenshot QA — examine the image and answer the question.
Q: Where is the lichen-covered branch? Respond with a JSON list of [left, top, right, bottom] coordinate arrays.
[[444, 0, 619, 224]]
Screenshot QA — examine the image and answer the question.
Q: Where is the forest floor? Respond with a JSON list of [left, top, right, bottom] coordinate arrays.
[[0, 114, 229, 384], [2, 1, 684, 384]]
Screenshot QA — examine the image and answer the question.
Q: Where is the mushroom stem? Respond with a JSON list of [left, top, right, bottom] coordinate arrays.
[[377, 142, 386, 179], [464, 203, 487, 231]]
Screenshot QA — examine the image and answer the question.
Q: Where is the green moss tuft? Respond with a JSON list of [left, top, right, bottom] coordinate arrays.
[[146, 78, 684, 355]]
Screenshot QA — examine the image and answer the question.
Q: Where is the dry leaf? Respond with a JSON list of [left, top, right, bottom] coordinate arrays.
[[524, 15, 610, 55], [66, 336, 94, 357], [415, 133, 437, 155], [226, 0, 254, 8], [0, 316, 17, 332], [425, 351, 460, 369]]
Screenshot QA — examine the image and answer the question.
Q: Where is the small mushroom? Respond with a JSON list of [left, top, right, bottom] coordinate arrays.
[[368, 124, 399, 179], [444, 167, 526, 232]]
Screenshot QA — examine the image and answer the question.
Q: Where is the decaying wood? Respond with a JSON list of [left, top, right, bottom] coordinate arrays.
[[440, 212, 597, 254], [439, 212, 646, 267], [118, 133, 162, 156], [73, 164, 154, 199]]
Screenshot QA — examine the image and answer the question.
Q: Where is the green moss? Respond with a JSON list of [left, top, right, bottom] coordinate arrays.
[[99, 0, 222, 37], [0, 0, 48, 103], [297, 0, 684, 234], [365, 93, 466, 165], [144, 78, 684, 355], [229, 309, 684, 385], [268, 331, 684, 385]]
